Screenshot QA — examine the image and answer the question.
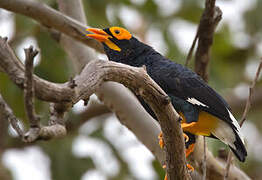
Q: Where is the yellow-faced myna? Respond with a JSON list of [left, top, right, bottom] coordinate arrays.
[[86, 27, 247, 163]]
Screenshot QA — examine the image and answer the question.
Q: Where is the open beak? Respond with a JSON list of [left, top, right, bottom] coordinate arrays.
[[86, 28, 112, 42]]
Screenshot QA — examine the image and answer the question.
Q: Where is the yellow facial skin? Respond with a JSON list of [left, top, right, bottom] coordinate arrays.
[[86, 27, 132, 52]]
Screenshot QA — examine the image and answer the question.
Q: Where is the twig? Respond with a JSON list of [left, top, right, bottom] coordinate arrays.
[[224, 152, 233, 180], [240, 59, 262, 126], [24, 46, 39, 128], [185, 28, 199, 67], [224, 59, 262, 179], [0, 93, 24, 137], [202, 137, 207, 180]]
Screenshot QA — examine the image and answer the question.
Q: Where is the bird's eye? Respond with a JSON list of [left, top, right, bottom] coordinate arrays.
[[114, 30, 120, 34]]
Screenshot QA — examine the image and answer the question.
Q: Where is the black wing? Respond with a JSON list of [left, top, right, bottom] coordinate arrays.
[[162, 62, 234, 127]]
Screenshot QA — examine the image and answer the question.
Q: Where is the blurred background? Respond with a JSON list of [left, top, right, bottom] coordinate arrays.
[[0, 0, 262, 179]]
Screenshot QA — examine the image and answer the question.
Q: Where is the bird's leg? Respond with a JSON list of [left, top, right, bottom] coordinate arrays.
[[158, 131, 190, 149], [186, 144, 195, 157], [159, 132, 194, 180], [158, 132, 164, 149], [185, 144, 195, 171]]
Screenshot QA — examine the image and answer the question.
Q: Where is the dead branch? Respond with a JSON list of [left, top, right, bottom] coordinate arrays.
[[0, 0, 104, 53], [240, 59, 262, 126], [0, 93, 24, 137], [194, 0, 222, 82], [224, 59, 262, 179], [24, 46, 39, 128], [0, 37, 74, 102], [57, 0, 97, 73]]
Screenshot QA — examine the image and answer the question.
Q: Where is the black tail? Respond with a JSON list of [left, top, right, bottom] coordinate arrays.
[[229, 131, 247, 162]]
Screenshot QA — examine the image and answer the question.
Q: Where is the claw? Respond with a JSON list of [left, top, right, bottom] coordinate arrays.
[[186, 144, 195, 157], [158, 132, 164, 149], [164, 174, 168, 180], [183, 133, 189, 142], [187, 163, 194, 171]]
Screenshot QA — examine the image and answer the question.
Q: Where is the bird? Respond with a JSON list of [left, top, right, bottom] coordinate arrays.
[[86, 26, 247, 164]]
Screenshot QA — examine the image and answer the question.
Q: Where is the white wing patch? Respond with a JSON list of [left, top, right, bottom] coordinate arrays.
[[187, 97, 209, 108], [227, 109, 245, 143]]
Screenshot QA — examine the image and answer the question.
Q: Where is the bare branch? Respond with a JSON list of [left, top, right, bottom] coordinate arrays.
[[193, 137, 250, 180], [0, 36, 74, 102], [0, 93, 24, 137], [73, 60, 191, 179], [0, 0, 104, 53], [57, 0, 97, 73], [194, 0, 222, 82], [202, 137, 207, 180], [224, 59, 262, 179], [240, 59, 262, 126], [185, 28, 199, 67], [24, 46, 39, 128]]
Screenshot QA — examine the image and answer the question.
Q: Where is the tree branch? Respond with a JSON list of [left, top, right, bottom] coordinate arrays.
[[0, 93, 24, 137], [224, 59, 262, 179], [194, 0, 222, 82], [57, 0, 97, 73], [0, 37, 74, 102], [24, 46, 39, 128], [0, 0, 104, 53]]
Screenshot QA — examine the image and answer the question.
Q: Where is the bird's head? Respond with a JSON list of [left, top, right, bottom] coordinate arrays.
[[86, 27, 150, 64]]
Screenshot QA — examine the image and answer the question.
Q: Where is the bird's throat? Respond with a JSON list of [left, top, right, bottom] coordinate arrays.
[[104, 40, 121, 52]]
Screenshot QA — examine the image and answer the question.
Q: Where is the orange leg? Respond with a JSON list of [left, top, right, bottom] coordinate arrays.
[[158, 132, 164, 149], [158, 132, 190, 149], [186, 144, 195, 157], [185, 144, 195, 172]]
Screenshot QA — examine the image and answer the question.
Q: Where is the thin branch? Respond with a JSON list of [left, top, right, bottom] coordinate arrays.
[[224, 152, 233, 180], [185, 29, 199, 67], [193, 137, 250, 180], [24, 46, 39, 128], [0, 0, 104, 53], [194, 0, 222, 82], [0, 93, 24, 137], [240, 59, 262, 126], [202, 137, 207, 180], [224, 59, 262, 179]]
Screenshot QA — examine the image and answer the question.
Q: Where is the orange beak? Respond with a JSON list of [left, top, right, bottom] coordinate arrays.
[[86, 28, 112, 42]]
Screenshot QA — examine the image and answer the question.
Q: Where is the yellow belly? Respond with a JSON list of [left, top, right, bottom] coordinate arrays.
[[179, 111, 219, 136]]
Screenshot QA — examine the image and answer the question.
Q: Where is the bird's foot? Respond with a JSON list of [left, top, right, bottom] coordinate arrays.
[[187, 163, 194, 171], [184, 133, 189, 142], [186, 144, 195, 157], [158, 132, 164, 149], [162, 163, 194, 180], [159, 132, 189, 149]]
